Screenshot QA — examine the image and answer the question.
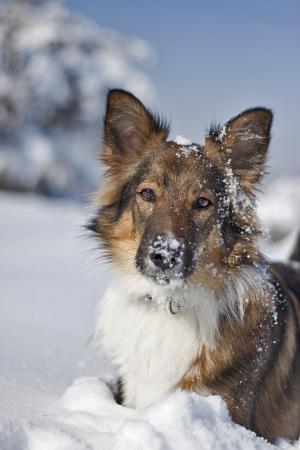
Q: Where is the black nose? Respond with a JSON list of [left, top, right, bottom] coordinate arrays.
[[149, 236, 183, 271]]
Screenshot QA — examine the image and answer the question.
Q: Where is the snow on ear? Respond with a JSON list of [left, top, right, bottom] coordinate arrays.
[[221, 108, 273, 189], [102, 89, 169, 163]]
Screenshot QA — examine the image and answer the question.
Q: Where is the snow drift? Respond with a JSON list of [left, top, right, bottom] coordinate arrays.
[[26, 377, 274, 450]]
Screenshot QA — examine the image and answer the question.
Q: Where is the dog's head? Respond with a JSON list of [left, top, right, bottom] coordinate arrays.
[[91, 90, 272, 288]]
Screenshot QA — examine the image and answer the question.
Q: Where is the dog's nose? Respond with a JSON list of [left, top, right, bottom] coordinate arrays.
[[149, 235, 183, 271]]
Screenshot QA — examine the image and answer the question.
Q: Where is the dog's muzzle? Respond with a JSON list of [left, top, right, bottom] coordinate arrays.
[[149, 234, 184, 271], [136, 232, 195, 284]]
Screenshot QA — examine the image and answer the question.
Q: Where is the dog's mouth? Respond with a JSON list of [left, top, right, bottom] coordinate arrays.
[[144, 268, 186, 286], [136, 262, 185, 285]]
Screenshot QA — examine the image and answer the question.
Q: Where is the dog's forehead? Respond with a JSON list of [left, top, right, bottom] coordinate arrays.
[[168, 141, 203, 158], [148, 141, 211, 179], [139, 141, 226, 195]]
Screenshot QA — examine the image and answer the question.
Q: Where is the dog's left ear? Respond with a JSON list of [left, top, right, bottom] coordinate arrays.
[[219, 108, 273, 189], [102, 89, 169, 165]]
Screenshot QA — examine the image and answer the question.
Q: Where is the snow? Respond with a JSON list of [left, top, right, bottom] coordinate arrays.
[[174, 135, 192, 145], [257, 177, 300, 262], [149, 235, 183, 266], [258, 177, 300, 242], [0, 192, 111, 446], [217, 125, 227, 142], [176, 144, 200, 159], [25, 379, 274, 450], [0, 179, 300, 449]]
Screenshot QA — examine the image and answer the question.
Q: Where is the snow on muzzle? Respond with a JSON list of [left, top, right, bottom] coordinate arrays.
[[149, 235, 184, 271], [136, 233, 195, 284]]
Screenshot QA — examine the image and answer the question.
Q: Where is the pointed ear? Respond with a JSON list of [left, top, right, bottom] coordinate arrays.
[[220, 108, 273, 189], [102, 89, 169, 163]]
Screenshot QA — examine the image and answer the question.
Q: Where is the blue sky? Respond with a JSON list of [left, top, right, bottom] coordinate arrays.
[[67, 0, 299, 177]]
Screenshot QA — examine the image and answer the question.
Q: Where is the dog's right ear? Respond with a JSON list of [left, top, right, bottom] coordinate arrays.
[[102, 89, 169, 165]]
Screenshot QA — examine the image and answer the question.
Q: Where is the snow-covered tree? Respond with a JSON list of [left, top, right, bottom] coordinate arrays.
[[0, 0, 155, 197]]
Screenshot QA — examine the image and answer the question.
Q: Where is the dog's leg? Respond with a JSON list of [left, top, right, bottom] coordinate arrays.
[[105, 377, 124, 405], [114, 377, 124, 405]]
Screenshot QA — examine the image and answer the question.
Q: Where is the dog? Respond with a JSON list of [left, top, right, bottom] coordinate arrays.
[[89, 89, 300, 442]]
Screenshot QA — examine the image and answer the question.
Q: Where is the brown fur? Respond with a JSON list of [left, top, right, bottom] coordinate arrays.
[[178, 266, 300, 440], [91, 89, 300, 442]]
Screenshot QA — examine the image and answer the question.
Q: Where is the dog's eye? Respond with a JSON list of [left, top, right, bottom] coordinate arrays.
[[194, 197, 211, 209], [139, 188, 155, 202]]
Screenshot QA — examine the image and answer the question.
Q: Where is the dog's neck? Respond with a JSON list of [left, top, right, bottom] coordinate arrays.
[[116, 271, 215, 312], [110, 263, 270, 319], [145, 292, 195, 315]]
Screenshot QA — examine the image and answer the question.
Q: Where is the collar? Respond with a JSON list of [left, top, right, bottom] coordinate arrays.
[[145, 293, 184, 315]]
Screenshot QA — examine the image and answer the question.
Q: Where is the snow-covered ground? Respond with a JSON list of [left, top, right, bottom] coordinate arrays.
[[0, 182, 299, 449], [0, 193, 111, 448]]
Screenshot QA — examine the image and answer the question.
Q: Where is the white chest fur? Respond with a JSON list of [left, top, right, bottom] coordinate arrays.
[[94, 275, 220, 410]]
